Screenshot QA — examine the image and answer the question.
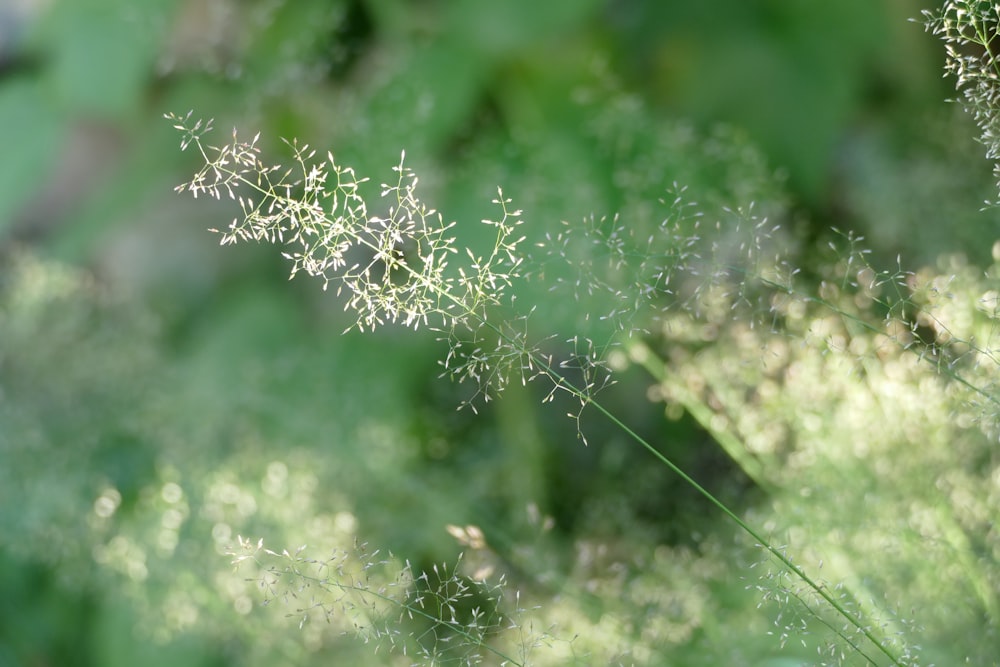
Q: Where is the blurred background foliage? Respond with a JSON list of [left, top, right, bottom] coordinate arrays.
[[1, 0, 998, 665]]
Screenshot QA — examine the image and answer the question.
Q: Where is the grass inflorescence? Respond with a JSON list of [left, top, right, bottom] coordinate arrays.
[[162, 105, 978, 665]]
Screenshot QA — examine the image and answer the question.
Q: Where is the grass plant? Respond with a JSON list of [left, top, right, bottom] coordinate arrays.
[[150, 8, 1000, 664], [167, 112, 933, 665]]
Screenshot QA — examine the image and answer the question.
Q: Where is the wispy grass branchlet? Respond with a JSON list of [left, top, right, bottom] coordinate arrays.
[[922, 1, 1000, 205], [168, 111, 559, 414]]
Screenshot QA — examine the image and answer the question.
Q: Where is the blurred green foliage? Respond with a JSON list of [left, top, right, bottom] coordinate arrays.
[[1, 0, 997, 665]]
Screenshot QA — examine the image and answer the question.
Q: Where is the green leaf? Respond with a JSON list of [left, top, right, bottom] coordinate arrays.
[[40, 0, 177, 119], [0, 78, 64, 235]]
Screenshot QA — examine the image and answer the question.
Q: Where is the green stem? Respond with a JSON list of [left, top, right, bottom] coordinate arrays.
[[583, 393, 902, 665]]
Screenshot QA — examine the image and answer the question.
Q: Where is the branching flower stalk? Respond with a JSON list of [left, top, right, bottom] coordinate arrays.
[[167, 111, 910, 665], [923, 1, 1000, 204]]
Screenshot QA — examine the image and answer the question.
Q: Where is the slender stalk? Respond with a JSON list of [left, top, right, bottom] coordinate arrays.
[[513, 342, 904, 666]]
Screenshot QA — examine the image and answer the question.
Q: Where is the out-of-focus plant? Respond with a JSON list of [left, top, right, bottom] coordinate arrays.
[[633, 233, 1000, 664]]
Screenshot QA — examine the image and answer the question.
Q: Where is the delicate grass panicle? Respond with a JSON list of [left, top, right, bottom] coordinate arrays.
[[167, 107, 953, 666], [168, 111, 558, 413], [922, 1, 1000, 205]]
